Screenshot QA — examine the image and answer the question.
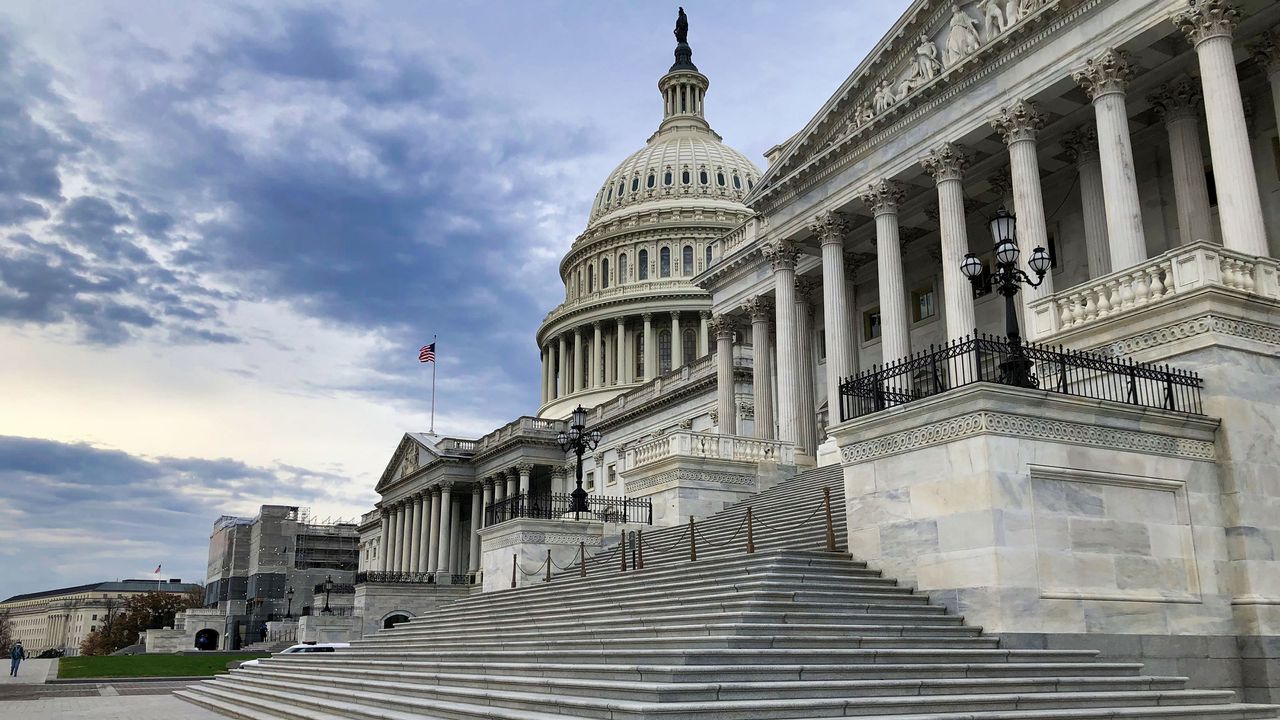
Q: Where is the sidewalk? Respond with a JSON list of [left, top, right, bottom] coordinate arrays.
[[0, 693, 222, 719], [0, 659, 55, 685]]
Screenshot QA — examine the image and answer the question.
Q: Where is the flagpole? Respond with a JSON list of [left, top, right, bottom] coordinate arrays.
[[429, 334, 438, 434]]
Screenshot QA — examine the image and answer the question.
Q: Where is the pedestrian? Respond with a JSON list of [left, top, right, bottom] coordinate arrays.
[[9, 640, 25, 677]]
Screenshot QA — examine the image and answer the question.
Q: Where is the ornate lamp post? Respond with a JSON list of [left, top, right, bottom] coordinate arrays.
[[320, 576, 334, 616], [284, 586, 294, 620], [556, 405, 601, 515], [960, 208, 1051, 388]]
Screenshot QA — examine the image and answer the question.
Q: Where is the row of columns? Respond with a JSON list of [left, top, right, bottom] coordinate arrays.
[[711, 1, 1273, 447], [378, 482, 478, 576], [540, 311, 713, 404]]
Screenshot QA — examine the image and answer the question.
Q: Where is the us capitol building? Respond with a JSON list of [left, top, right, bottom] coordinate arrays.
[[190, 0, 1280, 711]]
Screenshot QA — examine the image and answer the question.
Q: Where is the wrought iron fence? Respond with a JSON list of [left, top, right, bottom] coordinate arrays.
[[311, 582, 356, 594], [838, 333, 1204, 422], [355, 571, 476, 585], [485, 492, 652, 526]]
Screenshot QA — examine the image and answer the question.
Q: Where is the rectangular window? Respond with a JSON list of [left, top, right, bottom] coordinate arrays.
[[911, 285, 936, 323], [863, 308, 881, 342], [817, 329, 826, 361], [585, 471, 595, 492], [607, 465, 617, 486]]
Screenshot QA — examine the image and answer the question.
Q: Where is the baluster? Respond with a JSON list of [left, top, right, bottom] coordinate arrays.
[[1132, 269, 1151, 307], [1057, 297, 1073, 329], [1147, 263, 1166, 301], [1118, 273, 1136, 310], [1107, 279, 1123, 316], [1240, 260, 1256, 293], [1220, 258, 1239, 290]]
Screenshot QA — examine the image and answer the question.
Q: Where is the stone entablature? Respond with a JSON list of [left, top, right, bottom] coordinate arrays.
[[626, 430, 795, 470]]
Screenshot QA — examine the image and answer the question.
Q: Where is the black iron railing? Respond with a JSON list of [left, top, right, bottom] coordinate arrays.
[[485, 492, 652, 526], [355, 571, 477, 585], [838, 333, 1204, 422], [311, 582, 356, 594]]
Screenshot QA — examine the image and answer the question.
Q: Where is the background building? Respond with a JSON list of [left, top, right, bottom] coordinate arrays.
[[0, 578, 201, 657], [203, 505, 358, 649]]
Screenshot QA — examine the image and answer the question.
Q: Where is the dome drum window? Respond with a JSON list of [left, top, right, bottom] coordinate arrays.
[[631, 177, 640, 192], [681, 170, 691, 184], [646, 173, 655, 189], [682, 245, 694, 277], [716, 172, 726, 187], [663, 170, 673, 186], [638, 250, 649, 280], [660, 247, 671, 278], [732, 174, 741, 190], [601, 258, 610, 289]]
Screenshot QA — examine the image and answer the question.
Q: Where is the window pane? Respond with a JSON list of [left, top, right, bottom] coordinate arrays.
[[638, 250, 649, 279], [660, 248, 671, 277], [682, 329, 696, 362], [682, 245, 693, 276], [705, 246, 712, 267], [619, 253, 628, 282], [635, 332, 644, 376], [601, 259, 609, 289], [658, 330, 672, 373]]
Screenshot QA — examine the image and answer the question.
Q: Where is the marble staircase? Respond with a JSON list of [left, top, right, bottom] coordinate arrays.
[[177, 465, 1278, 720]]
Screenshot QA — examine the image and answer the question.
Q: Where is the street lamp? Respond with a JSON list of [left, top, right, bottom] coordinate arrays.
[[556, 405, 601, 515], [284, 586, 294, 620], [320, 576, 334, 616], [960, 208, 1050, 388]]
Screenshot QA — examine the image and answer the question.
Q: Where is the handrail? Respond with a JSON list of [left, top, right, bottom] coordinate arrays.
[[837, 333, 1204, 422], [355, 571, 477, 585], [485, 492, 652, 526]]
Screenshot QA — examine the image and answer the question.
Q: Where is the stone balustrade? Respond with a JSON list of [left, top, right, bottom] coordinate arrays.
[[717, 215, 762, 260], [1029, 241, 1280, 340], [625, 430, 794, 471]]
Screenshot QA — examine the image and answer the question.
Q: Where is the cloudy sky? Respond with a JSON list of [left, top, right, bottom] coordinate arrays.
[[0, 1, 907, 598]]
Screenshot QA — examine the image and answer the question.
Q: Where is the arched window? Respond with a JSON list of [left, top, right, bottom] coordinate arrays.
[[588, 265, 594, 292], [635, 332, 645, 378], [631, 177, 639, 192], [576, 270, 582, 297], [601, 258, 609, 289], [682, 328, 697, 363], [658, 329, 672, 374], [659, 247, 671, 278], [663, 171, 672, 186], [619, 253, 628, 282], [705, 245, 713, 268], [606, 186, 613, 202], [681, 170, 691, 184], [617, 181, 625, 198], [638, 249, 649, 280], [699, 170, 709, 185], [646, 172, 655, 189], [716, 172, 726, 186], [732, 174, 742, 190], [682, 245, 694, 277]]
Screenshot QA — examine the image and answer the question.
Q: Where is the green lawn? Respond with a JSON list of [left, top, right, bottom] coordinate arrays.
[[57, 653, 269, 679]]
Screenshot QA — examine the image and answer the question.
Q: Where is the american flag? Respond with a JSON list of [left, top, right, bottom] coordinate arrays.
[[418, 342, 436, 363]]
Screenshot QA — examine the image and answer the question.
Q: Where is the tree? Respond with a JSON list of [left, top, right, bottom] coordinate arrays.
[[0, 611, 12, 657], [79, 591, 203, 656]]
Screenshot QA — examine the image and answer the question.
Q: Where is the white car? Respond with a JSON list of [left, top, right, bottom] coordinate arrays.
[[238, 642, 351, 668]]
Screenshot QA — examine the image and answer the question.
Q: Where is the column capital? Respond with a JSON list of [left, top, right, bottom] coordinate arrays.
[[1250, 31, 1280, 76], [744, 296, 774, 322], [762, 239, 799, 271], [482, 477, 495, 490], [699, 309, 711, 320], [549, 464, 567, 480], [641, 311, 653, 322], [1147, 78, 1202, 124], [515, 462, 534, 475], [670, 310, 680, 321], [710, 314, 736, 338], [429, 486, 442, 497], [591, 319, 601, 329], [989, 99, 1045, 144], [809, 210, 851, 246], [506, 465, 520, 478], [919, 142, 972, 183], [794, 276, 820, 305], [859, 179, 906, 216], [1174, 0, 1239, 47], [1060, 126, 1100, 164], [1072, 49, 1137, 101]]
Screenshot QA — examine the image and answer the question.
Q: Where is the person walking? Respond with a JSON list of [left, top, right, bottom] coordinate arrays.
[[9, 641, 25, 677]]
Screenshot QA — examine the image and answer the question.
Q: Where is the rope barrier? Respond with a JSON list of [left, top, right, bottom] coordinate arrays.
[[752, 500, 825, 534], [639, 525, 689, 555], [692, 513, 748, 548]]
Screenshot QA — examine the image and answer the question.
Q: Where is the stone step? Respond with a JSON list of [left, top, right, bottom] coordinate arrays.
[[346, 631, 1004, 652], [243, 664, 1192, 703], [201, 672, 1244, 720]]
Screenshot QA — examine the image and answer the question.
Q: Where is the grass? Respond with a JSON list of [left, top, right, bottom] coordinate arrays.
[[57, 653, 269, 679]]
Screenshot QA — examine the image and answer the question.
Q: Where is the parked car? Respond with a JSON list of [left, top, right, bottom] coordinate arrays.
[[238, 642, 350, 668]]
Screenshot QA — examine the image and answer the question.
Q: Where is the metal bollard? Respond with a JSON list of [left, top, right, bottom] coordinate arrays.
[[619, 530, 627, 572], [689, 515, 697, 562], [545, 549, 552, 583], [823, 487, 837, 552], [580, 541, 587, 577], [746, 507, 755, 554], [637, 530, 645, 569], [510, 553, 517, 589]]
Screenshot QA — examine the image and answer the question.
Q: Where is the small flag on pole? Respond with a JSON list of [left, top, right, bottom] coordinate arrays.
[[154, 564, 162, 574], [419, 343, 436, 363]]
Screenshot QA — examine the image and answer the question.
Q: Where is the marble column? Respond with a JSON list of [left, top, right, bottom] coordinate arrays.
[[482, 479, 494, 517], [990, 100, 1055, 312], [615, 318, 627, 384], [1061, 127, 1111, 277], [746, 297, 775, 440], [572, 329, 583, 394], [387, 504, 401, 572], [1150, 78, 1214, 246], [408, 494, 423, 573], [670, 312, 682, 368], [551, 465, 568, 496], [698, 311, 710, 357], [591, 321, 602, 389], [399, 502, 412, 572], [437, 483, 453, 575], [764, 240, 801, 451], [1073, 49, 1146, 270], [492, 473, 506, 504], [448, 498, 462, 574], [427, 487, 442, 573], [506, 467, 518, 498], [921, 143, 977, 340], [424, 489, 440, 563], [517, 463, 532, 495], [469, 489, 483, 574], [603, 330, 613, 386], [378, 509, 390, 571], [861, 180, 911, 362], [794, 277, 819, 453], [812, 211, 853, 420], [1253, 33, 1280, 140], [1176, 1, 1268, 257], [642, 312, 655, 380], [712, 315, 737, 435], [557, 335, 568, 397]]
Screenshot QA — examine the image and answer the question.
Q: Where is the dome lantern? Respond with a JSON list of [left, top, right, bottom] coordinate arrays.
[[658, 8, 711, 133]]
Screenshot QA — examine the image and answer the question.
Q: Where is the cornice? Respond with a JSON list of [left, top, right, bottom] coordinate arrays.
[[538, 288, 711, 343]]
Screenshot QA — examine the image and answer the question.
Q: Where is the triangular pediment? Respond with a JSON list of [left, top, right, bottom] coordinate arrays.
[[374, 433, 436, 494]]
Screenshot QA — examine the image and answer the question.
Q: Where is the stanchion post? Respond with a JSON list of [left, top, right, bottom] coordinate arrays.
[[545, 549, 552, 583], [510, 553, 517, 589], [619, 530, 627, 572], [637, 530, 645, 569], [823, 487, 837, 552], [580, 541, 587, 577], [689, 515, 697, 562], [746, 507, 755, 554]]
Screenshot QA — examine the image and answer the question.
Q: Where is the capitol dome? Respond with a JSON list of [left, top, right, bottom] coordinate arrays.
[[535, 11, 759, 420]]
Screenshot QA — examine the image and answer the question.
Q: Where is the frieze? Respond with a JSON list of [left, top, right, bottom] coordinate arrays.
[[487, 530, 604, 550], [1095, 313, 1280, 357], [624, 468, 755, 494], [839, 410, 1215, 464]]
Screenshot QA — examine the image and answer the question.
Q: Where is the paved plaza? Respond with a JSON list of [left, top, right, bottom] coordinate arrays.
[[0, 659, 220, 719]]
